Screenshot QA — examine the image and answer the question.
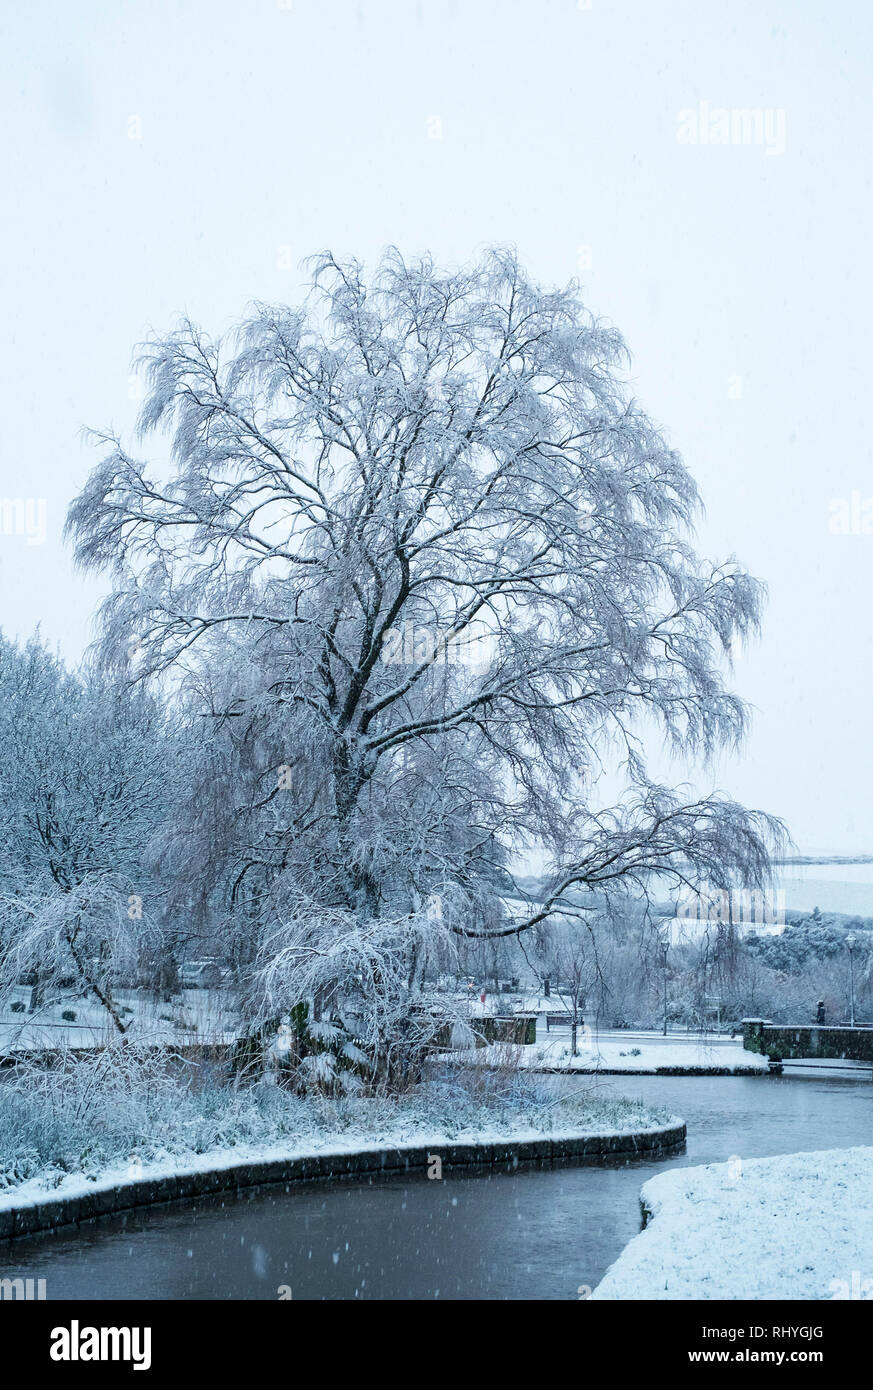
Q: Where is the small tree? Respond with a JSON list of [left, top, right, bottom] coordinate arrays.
[[0, 876, 152, 1035], [548, 929, 597, 1056]]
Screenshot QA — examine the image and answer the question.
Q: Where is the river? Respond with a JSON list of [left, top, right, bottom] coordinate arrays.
[[2, 1066, 871, 1300]]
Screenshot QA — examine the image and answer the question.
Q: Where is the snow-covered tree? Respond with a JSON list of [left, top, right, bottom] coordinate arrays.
[[67, 249, 784, 1032], [0, 633, 171, 1027]]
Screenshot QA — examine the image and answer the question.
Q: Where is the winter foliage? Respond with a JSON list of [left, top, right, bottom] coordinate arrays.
[[60, 249, 784, 1036], [0, 253, 790, 1197]]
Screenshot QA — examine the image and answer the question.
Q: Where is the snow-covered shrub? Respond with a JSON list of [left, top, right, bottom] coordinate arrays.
[[0, 1041, 669, 1199], [248, 908, 471, 1095]]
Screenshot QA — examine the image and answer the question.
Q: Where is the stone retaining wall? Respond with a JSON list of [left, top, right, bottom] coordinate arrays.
[[0, 1121, 686, 1243], [742, 1019, 873, 1063], [524, 1064, 765, 1077]]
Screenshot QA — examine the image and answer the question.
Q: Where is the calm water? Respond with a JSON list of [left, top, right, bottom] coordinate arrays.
[[2, 1068, 872, 1300], [777, 861, 873, 916]]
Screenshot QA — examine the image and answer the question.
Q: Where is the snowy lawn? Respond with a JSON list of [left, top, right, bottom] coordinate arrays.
[[593, 1147, 873, 1300], [0, 1055, 675, 1209], [457, 1034, 769, 1074], [0, 986, 238, 1052]]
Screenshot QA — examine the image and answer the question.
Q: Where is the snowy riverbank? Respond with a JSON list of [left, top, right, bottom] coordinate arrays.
[[0, 1058, 677, 1219], [0, 1098, 685, 1242], [0, 1113, 686, 1242], [459, 1033, 769, 1075], [593, 1147, 873, 1300]]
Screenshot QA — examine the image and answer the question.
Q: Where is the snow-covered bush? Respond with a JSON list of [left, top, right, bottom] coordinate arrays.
[[0, 1042, 669, 1199]]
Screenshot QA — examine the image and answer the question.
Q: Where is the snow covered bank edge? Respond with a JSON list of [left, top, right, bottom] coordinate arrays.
[[0, 1119, 686, 1242], [592, 1146, 873, 1300]]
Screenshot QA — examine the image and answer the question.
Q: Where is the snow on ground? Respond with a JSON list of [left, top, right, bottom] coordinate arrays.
[[0, 1104, 680, 1216], [593, 1146, 873, 1300], [460, 1031, 769, 1073], [0, 987, 238, 1052]]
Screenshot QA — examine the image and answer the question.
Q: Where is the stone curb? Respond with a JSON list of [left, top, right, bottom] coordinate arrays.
[[518, 1065, 767, 1077], [0, 1121, 686, 1243]]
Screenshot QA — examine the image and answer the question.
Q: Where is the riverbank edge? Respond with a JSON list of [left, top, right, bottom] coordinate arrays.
[[461, 1061, 768, 1076], [591, 1145, 873, 1300], [527, 1064, 768, 1076], [0, 1119, 686, 1242]]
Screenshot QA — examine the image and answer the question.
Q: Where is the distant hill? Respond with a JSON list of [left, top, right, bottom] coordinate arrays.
[[776, 855, 873, 867]]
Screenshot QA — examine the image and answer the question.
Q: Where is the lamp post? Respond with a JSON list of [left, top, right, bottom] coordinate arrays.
[[846, 934, 856, 1027], [660, 937, 669, 1037]]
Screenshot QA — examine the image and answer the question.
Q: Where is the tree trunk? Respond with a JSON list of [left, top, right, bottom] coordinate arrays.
[[29, 972, 47, 1013]]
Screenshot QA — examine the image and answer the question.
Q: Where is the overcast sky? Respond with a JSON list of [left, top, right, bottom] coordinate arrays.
[[2, 0, 871, 853]]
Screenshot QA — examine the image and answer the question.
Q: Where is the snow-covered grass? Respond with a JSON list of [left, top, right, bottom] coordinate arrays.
[[593, 1147, 873, 1300], [0, 1049, 673, 1208], [457, 1034, 769, 1074], [0, 986, 238, 1052]]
